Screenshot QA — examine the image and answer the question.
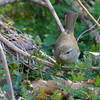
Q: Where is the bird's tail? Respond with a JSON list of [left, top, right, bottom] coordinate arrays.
[[65, 11, 78, 34]]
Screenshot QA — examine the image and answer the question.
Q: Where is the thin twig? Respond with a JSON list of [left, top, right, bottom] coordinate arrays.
[[0, 42, 15, 100], [78, 12, 100, 44], [77, 0, 100, 28], [77, 16, 100, 41], [45, 0, 65, 33]]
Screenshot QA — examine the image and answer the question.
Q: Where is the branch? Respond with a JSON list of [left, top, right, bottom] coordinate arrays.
[[45, 0, 65, 33], [77, 0, 100, 28], [0, 32, 71, 72], [0, 42, 15, 100], [0, 30, 98, 73], [0, 21, 56, 64], [0, 32, 54, 69]]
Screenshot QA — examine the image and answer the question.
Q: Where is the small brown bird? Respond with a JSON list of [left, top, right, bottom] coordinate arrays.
[[54, 11, 80, 64]]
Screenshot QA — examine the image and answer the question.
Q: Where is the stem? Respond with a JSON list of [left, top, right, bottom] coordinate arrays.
[[66, 81, 74, 92], [38, 63, 43, 80], [59, 65, 62, 84]]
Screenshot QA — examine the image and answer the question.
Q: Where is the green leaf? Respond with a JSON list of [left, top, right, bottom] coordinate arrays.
[[90, 44, 100, 52], [83, 51, 90, 55], [83, 55, 86, 59], [0, 65, 3, 68], [95, 79, 100, 86], [51, 75, 59, 82], [71, 73, 77, 81], [75, 89, 87, 99], [13, 70, 20, 76], [43, 34, 55, 45], [5, 54, 13, 57], [89, 32, 94, 39], [61, 6, 68, 13], [7, 59, 12, 63], [97, 28, 100, 32], [34, 35, 42, 46], [29, 54, 33, 59], [12, 59, 19, 64], [13, 83, 19, 89], [94, 95, 100, 100], [54, 65, 58, 70], [53, 91, 63, 100], [14, 76, 22, 82], [28, 28, 33, 31], [93, 2, 100, 14], [0, 70, 3, 74], [46, 71, 51, 78], [50, 0, 55, 4], [65, 0, 70, 4], [72, 5, 79, 12], [3, 85, 11, 91], [23, 60, 28, 63]]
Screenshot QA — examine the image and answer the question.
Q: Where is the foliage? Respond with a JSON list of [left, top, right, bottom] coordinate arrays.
[[0, 0, 98, 55], [0, 0, 100, 100], [51, 47, 100, 99]]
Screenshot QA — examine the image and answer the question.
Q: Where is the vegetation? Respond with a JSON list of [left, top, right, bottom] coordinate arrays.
[[0, 0, 100, 99]]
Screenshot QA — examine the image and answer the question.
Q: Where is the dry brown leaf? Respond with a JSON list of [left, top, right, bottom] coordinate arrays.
[[84, 79, 97, 85], [30, 79, 98, 99], [30, 80, 58, 95], [30, 79, 88, 95], [63, 80, 87, 89]]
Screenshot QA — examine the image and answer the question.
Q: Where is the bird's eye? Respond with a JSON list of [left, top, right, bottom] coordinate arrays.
[[67, 51, 70, 54], [64, 49, 73, 55], [64, 51, 70, 54]]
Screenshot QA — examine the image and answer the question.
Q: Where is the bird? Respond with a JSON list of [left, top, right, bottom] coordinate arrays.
[[54, 11, 80, 64]]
